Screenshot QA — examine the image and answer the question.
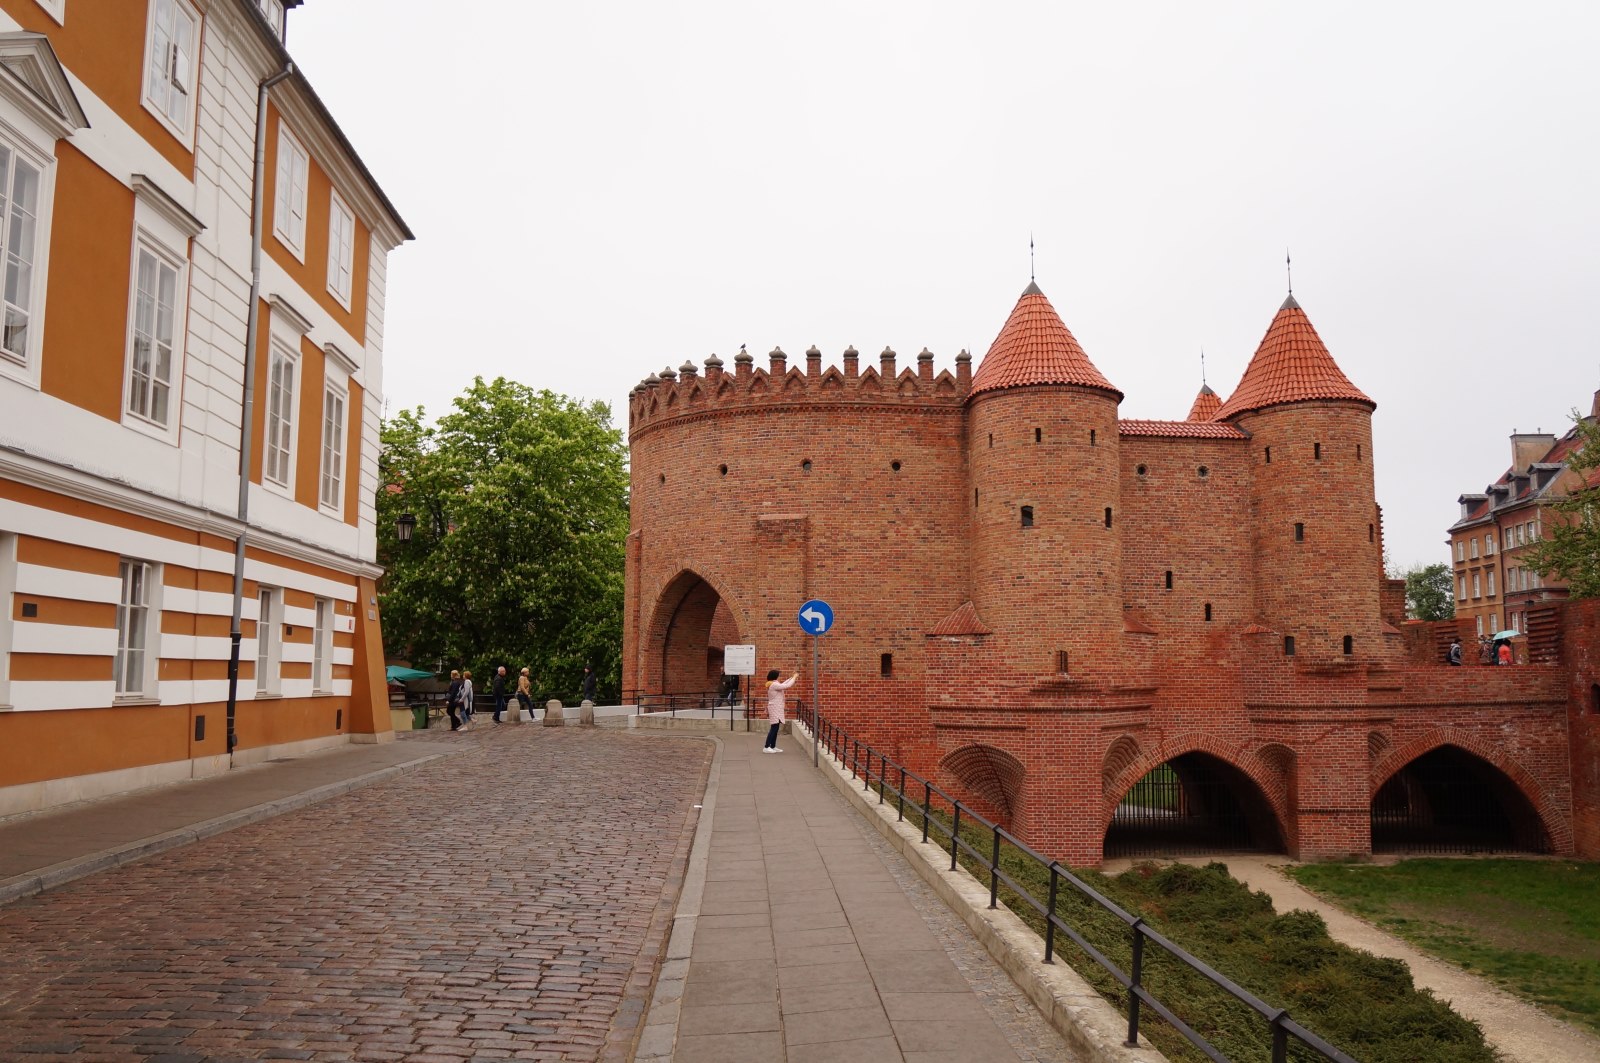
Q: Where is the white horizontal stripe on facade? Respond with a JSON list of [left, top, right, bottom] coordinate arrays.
[[283, 605, 318, 629], [158, 679, 234, 705], [279, 679, 314, 700], [281, 642, 313, 664], [158, 634, 235, 662], [14, 563, 121, 605], [12, 621, 118, 657], [8, 680, 117, 712], [333, 647, 353, 666], [333, 679, 352, 696], [161, 587, 238, 618], [335, 614, 355, 634], [0, 497, 359, 604]]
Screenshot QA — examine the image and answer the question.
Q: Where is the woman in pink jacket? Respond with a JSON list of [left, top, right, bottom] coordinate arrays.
[[763, 667, 798, 753]]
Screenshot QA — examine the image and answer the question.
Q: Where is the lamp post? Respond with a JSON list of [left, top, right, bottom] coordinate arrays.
[[396, 512, 416, 544]]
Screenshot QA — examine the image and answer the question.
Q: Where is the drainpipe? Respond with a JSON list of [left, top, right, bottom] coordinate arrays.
[[225, 62, 294, 763]]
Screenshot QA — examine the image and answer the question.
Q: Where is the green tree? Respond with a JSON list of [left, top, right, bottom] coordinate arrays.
[[1523, 410, 1600, 599], [1400, 562, 1455, 621], [377, 377, 629, 698]]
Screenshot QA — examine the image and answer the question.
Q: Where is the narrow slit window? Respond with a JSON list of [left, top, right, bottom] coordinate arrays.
[[1265, 446, 1271, 464], [1294, 522, 1304, 542], [1204, 603, 1212, 622], [1284, 635, 1296, 656], [1314, 441, 1322, 460], [1020, 505, 1034, 528], [880, 653, 893, 678], [1090, 429, 1096, 446], [1055, 650, 1069, 673], [1034, 427, 1042, 443], [1343, 635, 1354, 655], [1357, 444, 1363, 460], [1104, 507, 1112, 528], [1164, 570, 1173, 589], [1369, 523, 1374, 542], [974, 488, 979, 507]]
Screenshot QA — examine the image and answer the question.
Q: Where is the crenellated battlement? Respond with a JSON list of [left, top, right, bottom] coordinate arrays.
[[627, 345, 972, 434]]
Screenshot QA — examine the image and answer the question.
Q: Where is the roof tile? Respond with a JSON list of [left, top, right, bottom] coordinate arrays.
[[1214, 295, 1373, 419], [1119, 419, 1248, 439], [1187, 384, 1222, 421], [930, 601, 992, 636], [969, 283, 1120, 400]]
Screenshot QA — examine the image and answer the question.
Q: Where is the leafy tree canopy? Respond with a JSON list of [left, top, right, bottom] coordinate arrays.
[[377, 377, 628, 699], [1400, 562, 1455, 622], [1523, 410, 1600, 600]]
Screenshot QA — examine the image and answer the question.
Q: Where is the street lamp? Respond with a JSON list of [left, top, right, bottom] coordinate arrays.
[[396, 512, 416, 543]]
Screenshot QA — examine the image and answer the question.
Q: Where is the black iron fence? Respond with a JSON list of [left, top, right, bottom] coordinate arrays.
[[628, 690, 809, 732], [798, 708, 1357, 1063]]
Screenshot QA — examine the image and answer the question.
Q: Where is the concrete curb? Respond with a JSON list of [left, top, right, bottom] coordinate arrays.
[[635, 735, 722, 1062], [0, 752, 454, 908], [797, 722, 1164, 1063]]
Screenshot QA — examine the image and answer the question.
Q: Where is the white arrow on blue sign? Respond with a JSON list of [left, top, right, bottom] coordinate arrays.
[[798, 599, 834, 635]]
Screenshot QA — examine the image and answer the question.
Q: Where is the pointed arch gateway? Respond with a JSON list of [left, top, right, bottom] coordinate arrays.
[[1102, 738, 1288, 860], [1371, 740, 1554, 854], [641, 569, 747, 698]]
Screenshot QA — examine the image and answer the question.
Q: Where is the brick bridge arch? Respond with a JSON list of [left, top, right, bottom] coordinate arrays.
[[1100, 731, 1292, 854], [939, 744, 1026, 825], [641, 568, 750, 696], [1372, 728, 1572, 854]]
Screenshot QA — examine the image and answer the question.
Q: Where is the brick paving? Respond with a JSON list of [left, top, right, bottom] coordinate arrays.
[[0, 726, 712, 1062]]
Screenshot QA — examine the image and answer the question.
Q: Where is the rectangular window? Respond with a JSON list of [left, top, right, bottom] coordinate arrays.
[[1470, 538, 1479, 559], [1455, 541, 1464, 562], [1485, 532, 1495, 554], [1487, 570, 1496, 597], [0, 144, 41, 367], [879, 652, 892, 678], [327, 193, 355, 305], [126, 244, 178, 426], [1517, 524, 1526, 546], [1472, 573, 1481, 598], [144, 0, 198, 136], [1457, 575, 1466, 601], [264, 347, 296, 486], [115, 560, 152, 696], [273, 125, 309, 256], [313, 597, 332, 691], [255, 0, 284, 37], [256, 587, 280, 694], [319, 387, 345, 510]]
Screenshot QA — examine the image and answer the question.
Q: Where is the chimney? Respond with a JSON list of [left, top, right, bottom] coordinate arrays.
[[1510, 431, 1556, 476]]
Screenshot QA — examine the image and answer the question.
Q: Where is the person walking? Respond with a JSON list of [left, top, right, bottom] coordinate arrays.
[[460, 670, 476, 728], [581, 664, 597, 704], [491, 665, 509, 723], [762, 667, 798, 753], [445, 669, 464, 731], [516, 666, 534, 722], [1447, 638, 1462, 666], [1498, 641, 1513, 666]]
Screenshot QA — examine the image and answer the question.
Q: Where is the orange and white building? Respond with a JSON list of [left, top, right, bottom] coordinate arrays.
[[0, 0, 410, 815]]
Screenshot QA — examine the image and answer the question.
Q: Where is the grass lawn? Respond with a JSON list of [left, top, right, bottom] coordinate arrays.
[[1285, 859, 1600, 1036]]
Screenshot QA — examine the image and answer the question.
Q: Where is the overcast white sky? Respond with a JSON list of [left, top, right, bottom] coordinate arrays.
[[290, 1, 1598, 571]]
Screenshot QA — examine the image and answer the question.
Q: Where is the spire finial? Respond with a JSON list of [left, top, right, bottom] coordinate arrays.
[[1029, 233, 1035, 282], [1286, 248, 1293, 295], [1201, 349, 1207, 387]]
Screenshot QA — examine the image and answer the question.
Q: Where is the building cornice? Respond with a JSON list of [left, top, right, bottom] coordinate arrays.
[[132, 174, 205, 238], [0, 446, 382, 580]]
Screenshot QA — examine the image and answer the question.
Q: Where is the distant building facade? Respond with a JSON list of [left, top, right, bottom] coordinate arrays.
[[0, 0, 410, 815], [1449, 391, 1598, 640]]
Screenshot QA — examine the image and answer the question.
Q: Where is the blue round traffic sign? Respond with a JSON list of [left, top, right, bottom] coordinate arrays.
[[798, 599, 834, 635]]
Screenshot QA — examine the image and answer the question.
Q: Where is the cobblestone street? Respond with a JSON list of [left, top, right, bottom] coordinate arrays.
[[0, 727, 712, 1063]]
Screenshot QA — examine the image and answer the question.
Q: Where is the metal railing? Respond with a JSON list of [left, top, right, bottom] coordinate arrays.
[[630, 689, 774, 731], [799, 708, 1357, 1063]]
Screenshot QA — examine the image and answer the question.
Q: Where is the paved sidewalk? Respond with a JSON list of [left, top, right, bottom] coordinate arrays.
[[0, 738, 452, 905], [659, 733, 1077, 1063]]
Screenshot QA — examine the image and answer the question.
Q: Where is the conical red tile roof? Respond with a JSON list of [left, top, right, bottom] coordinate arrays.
[[969, 283, 1121, 400], [1187, 384, 1222, 421], [1214, 295, 1373, 419], [930, 601, 991, 636]]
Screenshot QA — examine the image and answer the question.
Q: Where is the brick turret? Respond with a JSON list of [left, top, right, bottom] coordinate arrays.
[[1219, 294, 1382, 658], [966, 282, 1124, 681]]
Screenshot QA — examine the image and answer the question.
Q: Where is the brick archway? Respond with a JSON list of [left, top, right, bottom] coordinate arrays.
[[1372, 729, 1571, 854], [940, 744, 1026, 825], [641, 569, 748, 697], [1100, 731, 1291, 855]]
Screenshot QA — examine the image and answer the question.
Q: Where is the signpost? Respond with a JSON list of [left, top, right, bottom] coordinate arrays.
[[723, 644, 756, 731], [797, 599, 834, 764]]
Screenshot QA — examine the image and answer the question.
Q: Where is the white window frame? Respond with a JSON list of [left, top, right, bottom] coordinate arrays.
[[319, 383, 346, 514], [0, 532, 15, 709], [35, 0, 66, 25], [115, 558, 161, 700], [141, 0, 200, 143], [1487, 569, 1496, 598], [272, 123, 309, 260], [1470, 538, 1479, 559], [256, 586, 281, 695], [1485, 532, 1495, 555], [326, 191, 355, 308], [1489, 613, 1498, 633], [123, 238, 183, 434], [0, 137, 52, 385], [1517, 524, 1526, 546], [1475, 615, 1483, 637], [1472, 573, 1481, 598], [263, 342, 298, 490], [1457, 575, 1466, 601], [1454, 541, 1464, 562], [255, 0, 284, 38], [312, 597, 333, 692]]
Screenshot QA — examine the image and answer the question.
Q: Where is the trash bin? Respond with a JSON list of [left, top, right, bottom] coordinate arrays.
[[410, 703, 429, 730]]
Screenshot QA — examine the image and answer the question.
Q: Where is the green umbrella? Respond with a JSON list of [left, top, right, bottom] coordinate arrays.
[[386, 665, 436, 682], [1489, 629, 1519, 640]]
